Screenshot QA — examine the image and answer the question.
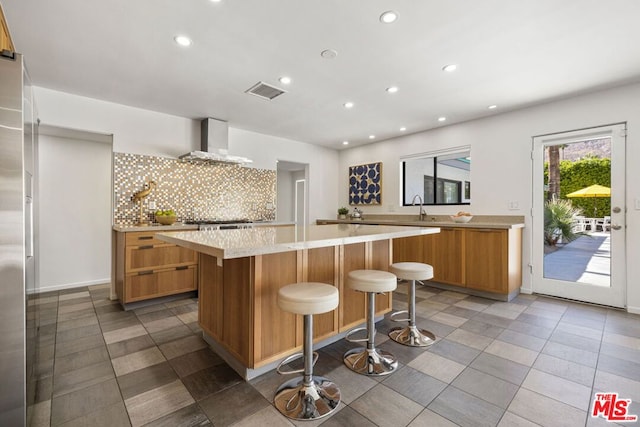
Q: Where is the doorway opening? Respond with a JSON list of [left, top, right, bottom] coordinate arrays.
[[276, 161, 308, 224]]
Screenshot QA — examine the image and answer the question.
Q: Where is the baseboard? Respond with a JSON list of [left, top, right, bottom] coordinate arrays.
[[626, 305, 640, 315], [30, 278, 111, 294], [519, 286, 533, 295]]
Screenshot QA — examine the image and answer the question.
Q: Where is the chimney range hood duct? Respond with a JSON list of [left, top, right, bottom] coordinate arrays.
[[179, 118, 253, 165]]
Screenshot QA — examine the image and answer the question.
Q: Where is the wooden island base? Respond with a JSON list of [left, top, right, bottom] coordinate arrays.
[[197, 239, 393, 380]]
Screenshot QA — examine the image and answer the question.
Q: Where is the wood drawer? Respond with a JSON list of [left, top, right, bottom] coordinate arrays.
[[125, 265, 197, 303], [125, 231, 167, 246], [125, 244, 197, 272]]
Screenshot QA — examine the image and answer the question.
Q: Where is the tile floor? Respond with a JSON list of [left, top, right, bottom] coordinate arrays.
[[26, 282, 640, 427]]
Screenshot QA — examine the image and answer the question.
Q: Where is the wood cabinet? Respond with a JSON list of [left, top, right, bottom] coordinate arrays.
[[115, 231, 198, 304], [393, 227, 522, 299], [198, 239, 394, 369], [0, 5, 14, 52]]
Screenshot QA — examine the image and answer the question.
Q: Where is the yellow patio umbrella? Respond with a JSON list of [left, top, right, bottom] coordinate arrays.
[[566, 184, 610, 217]]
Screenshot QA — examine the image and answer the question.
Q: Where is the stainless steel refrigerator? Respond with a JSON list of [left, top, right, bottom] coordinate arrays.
[[0, 51, 38, 426]]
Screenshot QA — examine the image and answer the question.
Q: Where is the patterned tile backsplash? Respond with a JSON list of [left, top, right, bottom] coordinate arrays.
[[113, 152, 276, 225]]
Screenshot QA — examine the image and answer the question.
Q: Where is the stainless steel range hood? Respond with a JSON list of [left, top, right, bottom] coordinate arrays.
[[179, 118, 252, 165]]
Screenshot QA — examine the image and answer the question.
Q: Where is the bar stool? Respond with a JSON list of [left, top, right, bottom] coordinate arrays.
[[274, 282, 341, 420], [343, 269, 398, 376], [388, 262, 436, 347]]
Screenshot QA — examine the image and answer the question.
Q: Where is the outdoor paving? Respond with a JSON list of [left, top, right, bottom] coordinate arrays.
[[544, 232, 611, 286]]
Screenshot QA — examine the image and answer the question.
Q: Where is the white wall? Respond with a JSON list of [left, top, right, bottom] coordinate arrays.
[[229, 128, 339, 222], [33, 87, 340, 290], [38, 133, 112, 291], [339, 82, 640, 313]]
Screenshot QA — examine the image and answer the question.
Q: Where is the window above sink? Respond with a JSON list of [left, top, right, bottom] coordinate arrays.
[[401, 146, 471, 206]]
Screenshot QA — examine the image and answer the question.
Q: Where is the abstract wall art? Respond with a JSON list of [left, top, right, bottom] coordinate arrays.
[[349, 162, 382, 205]]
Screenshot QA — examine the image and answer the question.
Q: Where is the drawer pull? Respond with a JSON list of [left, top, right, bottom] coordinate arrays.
[[139, 245, 154, 250], [176, 266, 189, 271], [138, 236, 153, 240], [138, 270, 154, 275]]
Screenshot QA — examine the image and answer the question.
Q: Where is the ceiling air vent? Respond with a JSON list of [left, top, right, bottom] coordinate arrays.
[[245, 81, 286, 100]]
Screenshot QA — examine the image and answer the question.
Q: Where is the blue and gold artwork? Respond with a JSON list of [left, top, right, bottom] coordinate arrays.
[[349, 162, 382, 205]]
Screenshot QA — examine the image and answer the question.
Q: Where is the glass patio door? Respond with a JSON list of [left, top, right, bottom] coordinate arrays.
[[531, 124, 626, 308]]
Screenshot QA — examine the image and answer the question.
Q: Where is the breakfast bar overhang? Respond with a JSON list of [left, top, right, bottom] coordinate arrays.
[[157, 224, 440, 379]]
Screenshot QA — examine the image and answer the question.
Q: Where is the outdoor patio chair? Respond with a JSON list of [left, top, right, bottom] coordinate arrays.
[[597, 216, 611, 232], [572, 216, 588, 233]]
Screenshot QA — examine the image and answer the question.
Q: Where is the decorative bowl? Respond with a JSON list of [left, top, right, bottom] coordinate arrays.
[[450, 215, 473, 223], [156, 215, 177, 225]]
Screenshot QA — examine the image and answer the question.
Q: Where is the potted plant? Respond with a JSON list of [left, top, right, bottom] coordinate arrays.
[[337, 207, 349, 219], [544, 199, 584, 246]]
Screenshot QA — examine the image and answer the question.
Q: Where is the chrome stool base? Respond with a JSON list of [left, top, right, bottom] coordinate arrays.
[[389, 325, 436, 347], [274, 376, 341, 420], [343, 347, 398, 376]]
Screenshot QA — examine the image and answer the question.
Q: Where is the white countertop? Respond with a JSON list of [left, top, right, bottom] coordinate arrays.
[[156, 224, 440, 259]]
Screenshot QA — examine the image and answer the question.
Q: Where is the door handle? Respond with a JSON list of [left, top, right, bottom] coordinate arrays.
[[611, 224, 622, 230]]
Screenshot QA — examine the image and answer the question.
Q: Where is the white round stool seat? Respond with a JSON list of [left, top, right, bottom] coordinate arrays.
[[347, 270, 397, 293], [278, 282, 339, 315], [389, 262, 434, 281]]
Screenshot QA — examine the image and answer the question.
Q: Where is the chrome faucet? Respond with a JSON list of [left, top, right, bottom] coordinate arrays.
[[411, 194, 426, 221]]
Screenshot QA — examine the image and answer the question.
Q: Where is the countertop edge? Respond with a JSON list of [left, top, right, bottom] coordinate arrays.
[[113, 224, 200, 232], [316, 219, 524, 230], [156, 225, 440, 259]]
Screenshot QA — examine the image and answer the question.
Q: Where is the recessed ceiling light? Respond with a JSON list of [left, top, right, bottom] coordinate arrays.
[[400, 127, 407, 132], [279, 76, 292, 85], [380, 11, 398, 23], [210, 0, 222, 2], [369, 135, 376, 139], [438, 116, 447, 122], [342, 141, 349, 145], [344, 102, 354, 109], [321, 49, 338, 59], [174, 35, 192, 47], [442, 64, 457, 72], [488, 104, 497, 109], [386, 86, 399, 93]]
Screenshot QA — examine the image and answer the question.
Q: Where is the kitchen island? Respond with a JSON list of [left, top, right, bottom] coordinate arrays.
[[157, 224, 439, 379]]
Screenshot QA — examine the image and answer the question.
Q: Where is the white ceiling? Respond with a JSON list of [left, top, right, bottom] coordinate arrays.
[[4, 0, 640, 149]]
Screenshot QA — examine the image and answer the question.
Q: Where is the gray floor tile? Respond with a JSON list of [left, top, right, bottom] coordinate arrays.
[[594, 370, 640, 402], [549, 329, 602, 352], [56, 401, 130, 427], [542, 341, 599, 368], [533, 353, 595, 387], [322, 365, 378, 404], [181, 364, 243, 401], [53, 359, 115, 398], [459, 319, 504, 339], [408, 408, 459, 426], [137, 309, 176, 325], [99, 314, 142, 333], [515, 312, 559, 329], [599, 341, 640, 364], [117, 361, 178, 400], [471, 312, 514, 329], [54, 345, 111, 376], [56, 324, 102, 344], [159, 334, 208, 360], [169, 348, 226, 378], [50, 378, 122, 426], [199, 381, 269, 426], [320, 405, 376, 427], [382, 365, 447, 406], [408, 351, 466, 384], [497, 411, 541, 427], [469, 353, 529, 386], [429, 339, 481, 365], [351, 384, 423, 427], [141, 403, 211, 427], [521, 368, 592, 411], [497, 329, 547, 352], [56, 315, 99, 332], [107, 334, 156, 359], [595, 353, 640, 382], [150, 324, 193, 345], [54, 334, 106, 358], [508, 388, 587, 427], [428, 386, 504, 427], [451, 367, 519, 409], [124, 379, 195, 427], [506, 319, 554, 340]]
